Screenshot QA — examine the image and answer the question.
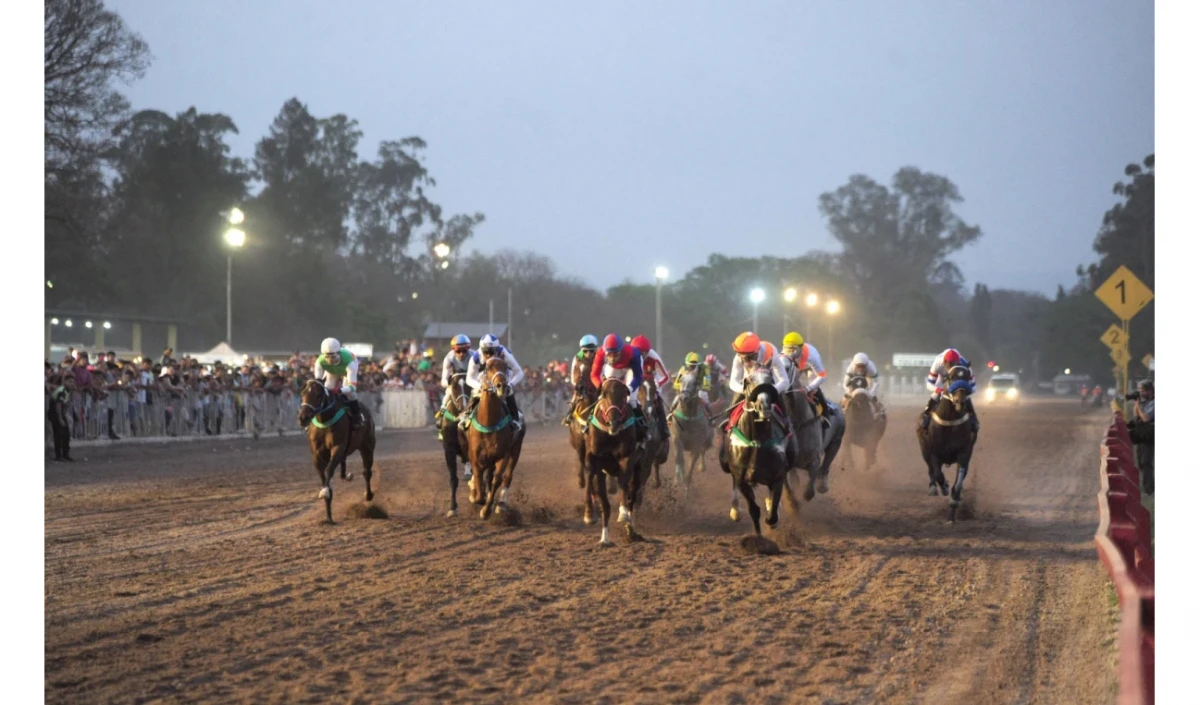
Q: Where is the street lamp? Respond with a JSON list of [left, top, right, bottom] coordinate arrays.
[[433, 242, 451, 259], [825, 299, 840, 365], [750, 288, 765, 332], [655, 266, 668, 360], [783, 287, 798, 339], [224, 222, 247, 345]]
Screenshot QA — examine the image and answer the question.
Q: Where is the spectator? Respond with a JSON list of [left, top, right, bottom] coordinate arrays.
[[1127, 379, 1154, 495], [48, 373, 75, 461]]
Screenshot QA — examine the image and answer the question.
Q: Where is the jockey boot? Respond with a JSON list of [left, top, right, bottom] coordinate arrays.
[[561, 396, 578, 427], [965, 397, 980, 436], [632, 405, 648, 443], [920, 397, 937, 430], [460, 396, 480, 431], [348, 399, 363, 430], [506, 394, 523, 432], [656, 398, 670, 440]]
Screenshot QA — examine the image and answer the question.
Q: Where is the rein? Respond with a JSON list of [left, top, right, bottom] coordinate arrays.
[[301, 383, 345, 429]]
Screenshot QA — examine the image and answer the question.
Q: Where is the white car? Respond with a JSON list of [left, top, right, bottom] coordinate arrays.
[[984, 374, 1020, 403]]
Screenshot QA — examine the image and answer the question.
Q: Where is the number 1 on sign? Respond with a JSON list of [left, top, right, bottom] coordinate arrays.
[[1116, 280, 1126, 304]]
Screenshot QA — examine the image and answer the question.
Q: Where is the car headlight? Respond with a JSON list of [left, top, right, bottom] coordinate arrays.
[[1006, 387, 1017, 399], [985, 388, 996, 401]]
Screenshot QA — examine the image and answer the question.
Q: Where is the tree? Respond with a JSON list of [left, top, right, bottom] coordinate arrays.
[[969, 284, 993, 355], [818, 168, 982, 354]]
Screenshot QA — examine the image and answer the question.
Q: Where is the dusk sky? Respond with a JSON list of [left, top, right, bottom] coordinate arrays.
[[108, 0, 1153, 297]]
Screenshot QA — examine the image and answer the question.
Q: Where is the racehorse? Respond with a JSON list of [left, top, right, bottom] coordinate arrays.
[[463, 357, 525, 519], [440, 373, 473, 518], [584, 377, 648, 545], [841, 375, 887, 471], [915, 366, 978, 523], [298, 380, 377, 523], [778, 366, 826, 503], [720, 368, 800, 537], [669, 368, 712, 498], [637, 378, 671, 492]]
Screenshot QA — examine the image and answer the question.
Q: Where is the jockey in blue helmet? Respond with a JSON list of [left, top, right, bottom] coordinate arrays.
[[435, 334, 473, 440], [462, 334, 525, 432]]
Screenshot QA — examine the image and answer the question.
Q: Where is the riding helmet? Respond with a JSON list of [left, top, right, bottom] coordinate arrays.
[[579, 334, 599, 350], [602, 334, 623, 353], [320, 338, 341, 354], [630, 335, 652, 353], [732, 332, 760, 354]]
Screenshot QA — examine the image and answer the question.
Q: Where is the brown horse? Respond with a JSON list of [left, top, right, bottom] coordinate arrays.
[[841, 375, 887, 471], [298, 380, 377, 523], [584, 378, 647, 545], [440, 373, 472, 518], [463, 357, 524, 519]]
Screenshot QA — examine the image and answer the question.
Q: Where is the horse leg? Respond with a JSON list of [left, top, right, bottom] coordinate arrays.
[[765, 479, 784, 528], [617, 466, 632, 524], [739, 481, 762, 537], [783, 471, 802, 514], [444, 443, 460, 518], [817, 417, 844, 494], [803, 465, 817, 502], [729, 475, 742, 522], [951, 460, 969, 507], [360, 436, 375, 503], [592, 465, 613, 547], [497, 452, 517, 512], [321, 449, 344, 523], [673, 433, 686, 486]]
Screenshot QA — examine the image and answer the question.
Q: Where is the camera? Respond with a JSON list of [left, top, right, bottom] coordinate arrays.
[[1124, 392, 1141, 401]]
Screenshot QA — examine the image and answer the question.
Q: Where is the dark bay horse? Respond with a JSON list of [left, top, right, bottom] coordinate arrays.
[[463, 357, 525, 519], [298, 380, 377, 523], [842, 375, 887, 471], [584, 378, 647, 545], [778, 369, 824, 503], [721, 370, 799, 537], [916, 366, 978, 523], [669, 369, 712, 498], [440, 373, 472, 518], [637, 378, 671, 492]]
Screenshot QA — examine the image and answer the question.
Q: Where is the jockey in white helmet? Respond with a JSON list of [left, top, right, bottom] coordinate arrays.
[[843, 352, 885, 419], [313, 337, 363, 428], [462, 334, 525, 432]]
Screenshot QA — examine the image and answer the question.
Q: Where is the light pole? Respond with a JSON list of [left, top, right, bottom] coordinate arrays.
[[750, 288, 765, 333], [655, 266, 669, 360], [805, 292, 819, 340], [825, 299, 840, 365], [224, 208, 246, 345], [783, 287, 797, 339]]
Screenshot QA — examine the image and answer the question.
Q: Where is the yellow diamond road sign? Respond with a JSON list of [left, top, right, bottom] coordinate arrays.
[[1095, 265, 1154, 321], [1100, 324, 1128, 351], [1111, 347, 1131, 367]]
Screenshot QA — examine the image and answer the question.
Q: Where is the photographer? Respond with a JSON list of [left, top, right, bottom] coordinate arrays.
[[1125, 379, 1154, 495]]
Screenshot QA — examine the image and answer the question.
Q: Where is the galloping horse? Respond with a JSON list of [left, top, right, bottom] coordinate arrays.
[[721, 368, 799, 537], [584, 378, 647, 545], [841, 375, 887, 471], [440, 373, 473, 518], [637, 378, 671, 491], [298, 380, 377, 523], [779, 368, 826, 503], [670, 369, 712, 498], [463, 357, 525, 519], [916, 366, 978, 523]]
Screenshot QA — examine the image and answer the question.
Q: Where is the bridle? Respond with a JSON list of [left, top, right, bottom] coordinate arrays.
[[597, 377, 631, 427], [300, 380, 334, 419]]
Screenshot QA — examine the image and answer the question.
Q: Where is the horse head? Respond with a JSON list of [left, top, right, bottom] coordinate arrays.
[[482, 357, 509, 398], [298, 379, 330, 428], [448, 372, 470, 414], [947, 366, 972, 413], [597, 377, 632, 432], [742, 366, 779, 424], [678, 369, 700, 402]]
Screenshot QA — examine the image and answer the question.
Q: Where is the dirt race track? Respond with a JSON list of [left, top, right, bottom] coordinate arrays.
[[46, 397, 1119, 704]]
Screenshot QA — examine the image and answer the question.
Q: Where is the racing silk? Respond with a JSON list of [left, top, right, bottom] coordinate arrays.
[[590, 346, 644, 396], [729, 344, 790, 395], [440, 349, 473, 387], [844, 359, 879, 397], [784, 343, 827, 393], [926, 349, 975, 396], [571, 351, 598, 394], [466, 346, 525, 391], [641, 348, 671, 387], [674, 364, 711, 392], [314, 349, 358, 389]]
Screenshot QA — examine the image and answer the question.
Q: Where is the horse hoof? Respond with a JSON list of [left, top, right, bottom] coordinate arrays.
[[479, 508, 489, 519], [498, 502, 508, 513], [803, 487, 815, 502], [618, 506, 630, 524], [463, 471, 473, 482], [940, 484, 950, 497], [817, 476, 829, 494], [446, 509, 458, 518], [928, 485, 939, 496], [318, 487, 330, 500], [950, 498, 961, 508], [583, 514, 595, 525], [599, 539, 614, 548], [343, 473, 354, 482], [730, 508, 741, 522]]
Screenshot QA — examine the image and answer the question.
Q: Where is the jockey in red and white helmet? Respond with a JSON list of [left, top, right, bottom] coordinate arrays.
[[630, 335, 671, 441], [590, 334, 648, 437], [921, 348, 979, 434]]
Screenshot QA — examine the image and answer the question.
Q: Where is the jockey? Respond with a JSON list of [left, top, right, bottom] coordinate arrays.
[[921, 348, 979, 434], [670, 352, 712, 416], [706, 353, 729, 390], [843, 352, 885, 419], [780, 332, 836, 419], [462, 334, 525, 432], [434, 333, 472, 440], [589, 334, 647, 438], [630, 335, 671, 441], [313, 338, 363, 429], [561, 335, 600, 426], [722, 332, 791, 446]]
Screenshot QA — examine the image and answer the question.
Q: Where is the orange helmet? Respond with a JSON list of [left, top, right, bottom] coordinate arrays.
[[630, 335, 652, 353], [732, 332, 760, 354]]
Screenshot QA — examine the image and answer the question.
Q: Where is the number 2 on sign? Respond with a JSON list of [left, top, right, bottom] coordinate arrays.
[[1109, 330, 1120, 345], [1116, 280, 1126, 304]]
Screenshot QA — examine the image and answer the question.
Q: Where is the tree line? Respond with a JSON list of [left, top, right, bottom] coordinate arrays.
[[45, 0, 1153, 385]]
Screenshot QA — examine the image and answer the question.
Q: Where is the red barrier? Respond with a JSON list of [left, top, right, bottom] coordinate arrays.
[[1095, 411, 1154, 704]]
